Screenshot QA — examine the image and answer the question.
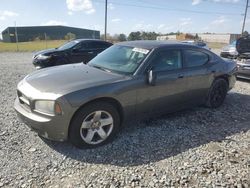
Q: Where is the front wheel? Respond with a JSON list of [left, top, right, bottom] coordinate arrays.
[[205, 78, 228, 108], [69, 102, 120, 148]]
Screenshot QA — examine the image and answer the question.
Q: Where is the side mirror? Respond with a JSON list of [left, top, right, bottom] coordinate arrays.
[[147, 70, 157, 86]]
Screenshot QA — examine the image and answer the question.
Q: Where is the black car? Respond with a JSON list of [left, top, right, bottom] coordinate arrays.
[[236, 36, 250, 80], [32, 39, 112, 69]]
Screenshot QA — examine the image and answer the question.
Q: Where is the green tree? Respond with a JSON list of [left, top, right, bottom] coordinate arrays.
[[242, 31, 249, 37], [118, 33, 127, 41], [195, 33, 199, 40], [128, 31, 141, 41], [141, 32, 158, 40]]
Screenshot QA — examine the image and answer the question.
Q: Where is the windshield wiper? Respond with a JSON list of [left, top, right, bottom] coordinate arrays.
[[91, 65, 112, 73]]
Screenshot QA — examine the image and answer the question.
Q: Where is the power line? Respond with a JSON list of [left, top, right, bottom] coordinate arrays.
[[93, 0, 243, 16], [133, 0, 245, 7]]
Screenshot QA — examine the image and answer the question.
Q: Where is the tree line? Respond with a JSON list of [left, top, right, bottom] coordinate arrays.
[[100, 31, 184, 43]]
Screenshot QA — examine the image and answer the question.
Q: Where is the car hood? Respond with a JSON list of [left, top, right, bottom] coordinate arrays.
[[33, 48, 62, 57], [236, 36, 250, 54], [23, 63, 126, 95], [222, 44, 236, 51]]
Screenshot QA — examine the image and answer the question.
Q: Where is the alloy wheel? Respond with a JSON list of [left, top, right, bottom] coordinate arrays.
[[80, 110, 114, 145]]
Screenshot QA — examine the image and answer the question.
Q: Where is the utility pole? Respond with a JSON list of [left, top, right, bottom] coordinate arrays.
[[14, 21, 19, 51], [44, 33, 47, 49], [104, 0, 108, 41], [242, 0, 249, 35]]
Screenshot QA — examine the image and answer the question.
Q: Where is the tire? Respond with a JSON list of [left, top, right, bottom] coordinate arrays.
[[69, 102, 120, 148], [205, 78, 228, 108]]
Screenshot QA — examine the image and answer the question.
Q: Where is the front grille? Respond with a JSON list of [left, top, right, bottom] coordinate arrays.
[[17, 90, 31, 111], [241, 59, 250, 64], [237, 59, 250, 67]]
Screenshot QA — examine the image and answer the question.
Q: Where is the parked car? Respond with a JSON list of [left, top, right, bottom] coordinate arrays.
[[181, 40, 210, 50], [15, 41, 237, 148], [236, 36, 250, 80], [32, 39, 113, 69], [220, 41, 238, 59]]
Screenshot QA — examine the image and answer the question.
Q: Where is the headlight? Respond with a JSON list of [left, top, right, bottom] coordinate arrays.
[[34, 100, 62, 115], [37, 54, 51, 60]]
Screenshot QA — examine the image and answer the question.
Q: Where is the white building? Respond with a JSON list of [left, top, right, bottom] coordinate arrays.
[[157, 33, 241, 44], [198, 34, 241, 44], [156, 35, 176, 41]]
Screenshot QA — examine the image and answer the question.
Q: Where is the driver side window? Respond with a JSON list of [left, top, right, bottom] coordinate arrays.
[[152, 50, 182, 72], [74, 42, 88, 51]]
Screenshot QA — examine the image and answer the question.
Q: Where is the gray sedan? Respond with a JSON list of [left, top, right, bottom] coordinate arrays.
[[14, 41, 237, 148]]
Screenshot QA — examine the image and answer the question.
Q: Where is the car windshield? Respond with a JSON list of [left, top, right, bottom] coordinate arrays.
[[88, 45, 150, 75], [58, 40, 79, 50], [231, 41, 236, 46]]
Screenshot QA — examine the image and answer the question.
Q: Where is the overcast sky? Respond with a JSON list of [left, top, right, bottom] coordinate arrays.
[[0, 0, 249, 35]]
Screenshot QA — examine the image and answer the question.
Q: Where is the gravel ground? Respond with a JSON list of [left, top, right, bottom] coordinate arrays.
[[0, 52, 249, 188]]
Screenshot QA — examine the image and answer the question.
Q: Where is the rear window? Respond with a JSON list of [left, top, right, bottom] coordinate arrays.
[[184, 50, 209, 67], [88, 42, 111, 49]]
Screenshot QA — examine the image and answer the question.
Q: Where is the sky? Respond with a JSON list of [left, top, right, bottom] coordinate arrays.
[[0, 0, 249, 36]]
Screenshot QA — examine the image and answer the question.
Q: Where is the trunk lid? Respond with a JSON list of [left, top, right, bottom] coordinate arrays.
[[236, 36, 250, 55]]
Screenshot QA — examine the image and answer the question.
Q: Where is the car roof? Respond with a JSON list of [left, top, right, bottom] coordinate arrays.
[[116, 40, 199, 50], [74, 39, 112, 43]]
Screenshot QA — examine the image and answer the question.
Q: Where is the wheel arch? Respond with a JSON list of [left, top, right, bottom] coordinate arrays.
[[214, 75, 229, 87], [68, 97, 124, 134]]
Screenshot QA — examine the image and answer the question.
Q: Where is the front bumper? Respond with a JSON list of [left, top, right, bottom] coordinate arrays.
[[32, 58, 51, 69], [220, 52, 237, 58], [14, 98, 69, 141]]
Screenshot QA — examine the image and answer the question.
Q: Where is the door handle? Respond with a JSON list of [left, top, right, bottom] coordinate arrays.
[[88, 51, 94, 54]]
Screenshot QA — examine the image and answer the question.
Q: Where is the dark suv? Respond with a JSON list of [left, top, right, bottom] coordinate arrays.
[[32, 39, 112, 69]]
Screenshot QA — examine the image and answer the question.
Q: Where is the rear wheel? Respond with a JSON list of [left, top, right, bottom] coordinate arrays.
[[206, 78, 228, 108], [69, 102, 120, 148]]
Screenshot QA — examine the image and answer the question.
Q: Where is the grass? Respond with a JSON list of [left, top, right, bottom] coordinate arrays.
[[0, 40, 68, 52], [0, 40, 227, 52]]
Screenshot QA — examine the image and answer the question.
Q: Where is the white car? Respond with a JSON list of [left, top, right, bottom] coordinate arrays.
[[220, 41, 238, 59]]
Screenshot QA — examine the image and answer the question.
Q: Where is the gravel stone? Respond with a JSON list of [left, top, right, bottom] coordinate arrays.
[[0, 52, 249, 187]]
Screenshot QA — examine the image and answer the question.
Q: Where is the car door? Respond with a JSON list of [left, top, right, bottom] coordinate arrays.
[[70, 42, 89, 63], [136, 49, 190, 116], [182, 49, 214, 105]]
